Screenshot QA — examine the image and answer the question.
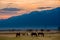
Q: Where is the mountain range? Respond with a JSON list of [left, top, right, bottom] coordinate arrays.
[[0, 7, 60, 29]]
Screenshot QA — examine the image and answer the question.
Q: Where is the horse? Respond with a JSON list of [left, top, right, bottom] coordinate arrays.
[[16, 32, 20, 37], [31, 32, 37, 37], [38, 32, 44, 37]]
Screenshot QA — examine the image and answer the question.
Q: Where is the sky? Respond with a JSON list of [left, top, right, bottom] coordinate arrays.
[[0, 0, 60, 19]]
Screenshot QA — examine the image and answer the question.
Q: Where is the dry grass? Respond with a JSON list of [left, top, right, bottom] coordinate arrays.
[[0, 33, 60, 40]]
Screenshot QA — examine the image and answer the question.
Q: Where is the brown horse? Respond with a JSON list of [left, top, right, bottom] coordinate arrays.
[[31, 33, 37, 37], [16, 32, 20, 37], [38, 32, 44, 37]]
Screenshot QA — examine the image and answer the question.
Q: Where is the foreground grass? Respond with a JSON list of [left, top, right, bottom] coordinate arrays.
[[0, 33, 60, 40], [0, 36, 60, 40]]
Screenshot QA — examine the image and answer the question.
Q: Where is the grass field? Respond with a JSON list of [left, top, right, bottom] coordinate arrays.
[[0, 33, 60, 40], [0, 31, 60, 40]]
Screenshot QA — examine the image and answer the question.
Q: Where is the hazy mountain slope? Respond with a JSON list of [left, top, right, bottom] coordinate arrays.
[[0, 7, 60, 29]]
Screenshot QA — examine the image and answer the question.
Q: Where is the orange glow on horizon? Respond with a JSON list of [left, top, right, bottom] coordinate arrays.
[[0, 15, 11, 19], [0, 0, 60, 19]]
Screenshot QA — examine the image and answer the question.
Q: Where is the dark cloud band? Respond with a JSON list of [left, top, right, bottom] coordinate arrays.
[[1, 8, 21, 11], [37, 7, 52, 9]]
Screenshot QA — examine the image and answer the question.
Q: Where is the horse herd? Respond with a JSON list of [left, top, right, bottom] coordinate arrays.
[[16, 32, 44, 37]]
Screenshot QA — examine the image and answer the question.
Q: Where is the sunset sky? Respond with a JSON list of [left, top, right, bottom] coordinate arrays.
[[0, 0, 60, 19]]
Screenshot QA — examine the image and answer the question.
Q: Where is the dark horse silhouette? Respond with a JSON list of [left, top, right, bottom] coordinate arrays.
[[16, 32, 20, 37], [31, 32, 44, 37], [38, 32, 44, 37], [31, 33, 37, 36]]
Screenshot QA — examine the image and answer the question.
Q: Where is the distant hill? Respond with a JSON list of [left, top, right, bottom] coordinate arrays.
[[0, 7, 60, 29]]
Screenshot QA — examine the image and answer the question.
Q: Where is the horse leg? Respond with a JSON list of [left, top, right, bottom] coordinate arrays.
[[42, 34, 44, 37]]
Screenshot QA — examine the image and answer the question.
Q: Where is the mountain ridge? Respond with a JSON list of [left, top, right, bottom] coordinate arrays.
[[0, 7, 60, 29]]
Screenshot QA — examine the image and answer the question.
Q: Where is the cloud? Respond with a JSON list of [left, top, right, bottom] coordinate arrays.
[[1, 8, 21, 11], [37, 7, 52, 9], [0, 7, 24, 14], [0, 11, 17, 14]]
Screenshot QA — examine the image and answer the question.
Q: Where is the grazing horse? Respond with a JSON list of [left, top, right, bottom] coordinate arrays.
[[38, 32, 44, 37], [16, 32, 20, 37], [31, 33, 37, 37]]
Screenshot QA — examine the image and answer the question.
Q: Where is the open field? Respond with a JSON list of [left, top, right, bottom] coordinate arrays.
[[0, 31, 60, 40], [0, 34, 60, 40]]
